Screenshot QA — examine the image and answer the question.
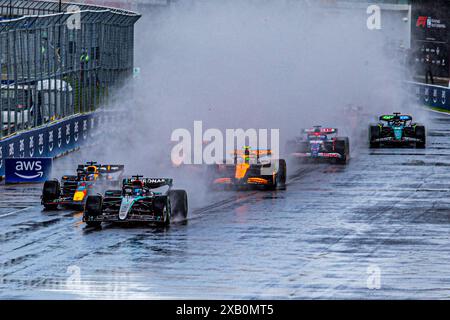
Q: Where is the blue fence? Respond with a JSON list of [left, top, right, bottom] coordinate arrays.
[[0, 110, 119, 178], [409, 81, 450, 113]]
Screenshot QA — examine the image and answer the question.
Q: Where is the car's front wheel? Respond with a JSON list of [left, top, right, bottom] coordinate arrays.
[[415, 125, 426, 148], [277, 159, 287, 190], [42, 180, 60, 210], [84, 195, 102, 228], [169, 190, 188, 220], [335, 137, 350, 165], [369, 125, 380, 148]]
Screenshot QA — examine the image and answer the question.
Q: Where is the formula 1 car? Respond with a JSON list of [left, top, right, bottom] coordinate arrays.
[[369, 113, 426, 148], [41, 161, 125, 210], [207, 146, 287, 190], [286, 126, 350, 164], [82, 176, 188, 227]]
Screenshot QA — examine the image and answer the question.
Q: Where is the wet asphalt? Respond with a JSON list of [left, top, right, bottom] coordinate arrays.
[[1, 113, 450, 299]]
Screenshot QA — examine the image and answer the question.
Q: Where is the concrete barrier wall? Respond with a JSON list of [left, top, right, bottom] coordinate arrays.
[[409, 81, 450, 113]]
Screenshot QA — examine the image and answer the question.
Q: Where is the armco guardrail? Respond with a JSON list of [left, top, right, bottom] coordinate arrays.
[[409, 81, 450, 113], [0, 109, 121, 177]]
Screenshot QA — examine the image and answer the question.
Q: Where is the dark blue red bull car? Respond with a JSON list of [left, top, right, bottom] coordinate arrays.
[[41, 162, 125, 210]]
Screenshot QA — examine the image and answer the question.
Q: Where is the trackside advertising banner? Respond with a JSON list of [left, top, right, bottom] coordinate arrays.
[[408, 81, 450, 113], [0, 110, 123, 178], [5, 158, 52, 184], [411, 0, 450, 78]]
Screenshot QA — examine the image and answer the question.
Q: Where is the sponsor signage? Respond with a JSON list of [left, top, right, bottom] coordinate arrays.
[[411, 0, 450, 78], [5, 157, 52, 184], [416, 16, 447, 30], [408, 81, 450, 113], [0, 109, 126, 178]]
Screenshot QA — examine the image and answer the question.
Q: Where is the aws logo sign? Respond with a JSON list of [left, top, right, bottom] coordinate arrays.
[[5, 158, 52, 184], [14, 161, 44, 179]]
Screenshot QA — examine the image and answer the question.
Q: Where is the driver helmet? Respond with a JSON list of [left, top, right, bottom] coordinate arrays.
[[86, 166, 97, 174], [132, 180, 144, 196], [243, 146, 251, 163]]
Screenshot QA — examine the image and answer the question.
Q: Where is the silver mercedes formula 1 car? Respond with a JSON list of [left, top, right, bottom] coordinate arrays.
[[83, 175, 188, 227]]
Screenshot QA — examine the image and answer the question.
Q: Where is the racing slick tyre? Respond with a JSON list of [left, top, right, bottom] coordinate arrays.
[[264, 160, 287, 190], [335, 137, 350, 165], [84, 195, 102, 227], [415, 125, 426, 149], [369, 125, 380, 148], [42, 180, 60, 210], [169, 190, 188, 220]]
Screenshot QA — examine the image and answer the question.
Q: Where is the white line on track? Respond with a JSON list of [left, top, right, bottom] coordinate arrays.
[[423, 106, 450, 116], [0, 206, 32, 218]]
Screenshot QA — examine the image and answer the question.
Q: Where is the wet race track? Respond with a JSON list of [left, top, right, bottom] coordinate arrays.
[[2, 113, 450, 299]]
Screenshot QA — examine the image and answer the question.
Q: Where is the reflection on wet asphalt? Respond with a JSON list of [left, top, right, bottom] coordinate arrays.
[[2, 114, 450, 299]]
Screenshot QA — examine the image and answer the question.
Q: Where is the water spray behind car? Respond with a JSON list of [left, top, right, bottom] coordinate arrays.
[[72, 0, 421, 205]]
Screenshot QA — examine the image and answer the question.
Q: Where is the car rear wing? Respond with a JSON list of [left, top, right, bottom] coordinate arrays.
[[303, 128, 337, 135], [231, 149, 272, 156], [123, 177, 173, 189], [379, 114, 412, 121], [99, 165, 125, 173], [77, 164, 125, 173]]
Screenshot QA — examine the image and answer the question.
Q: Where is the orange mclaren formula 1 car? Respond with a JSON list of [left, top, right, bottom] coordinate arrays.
[[207, 147, 286, 190], [41, 161, 125, 210]]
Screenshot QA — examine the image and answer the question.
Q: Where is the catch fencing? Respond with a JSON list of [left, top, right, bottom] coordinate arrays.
[[0, 0, 140, 138]]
